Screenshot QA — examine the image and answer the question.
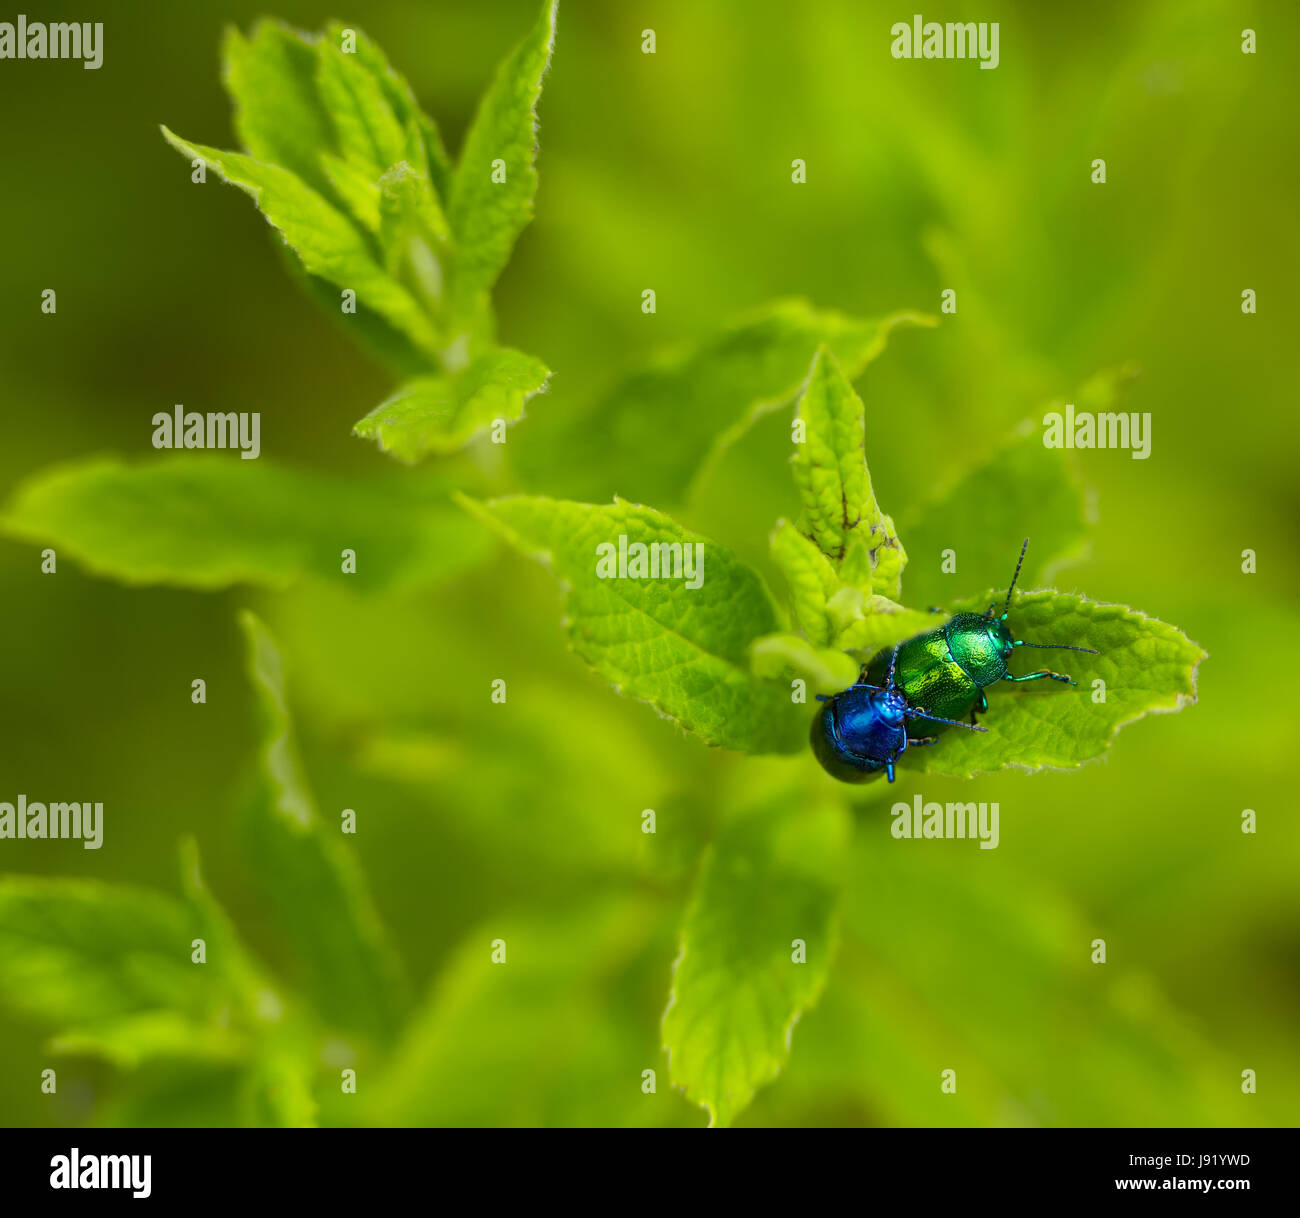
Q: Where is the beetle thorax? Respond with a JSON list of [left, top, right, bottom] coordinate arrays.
[[944, 612, 1011, 687]]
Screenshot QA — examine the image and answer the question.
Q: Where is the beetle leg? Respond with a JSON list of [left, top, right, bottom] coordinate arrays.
[[885, 760, 896, 782], [1003, 669, 1076, 685]]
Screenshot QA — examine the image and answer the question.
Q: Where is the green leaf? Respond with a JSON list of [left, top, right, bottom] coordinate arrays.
[[274, 243, 436, 379], [178, 837, 276, 1025], [791, 347, 906, 598], [178, 840, 319, 1127], [0, 863, 301, 1077], [768, 517, 935, 658], [160, 126, 441, 356], [92, 1053, 318, 1127], [909, 590, 1206, 776], [0, 455, 488, 592], [253, 1056, 319, 1129], [354, 347, 549, 461], [827, 590, 939, 654], [49, 1013, 248, 1070], [458, 495, 805, 753], [221, 21, 336, 198], [749, 632, 858, 697], [94, 1063, 265, 1128], [663, 789, 850, 1127], [376, 159, 451, 313], [315, 39, 407, 177], [380, 156, 450, 254], [319, 151, 381, 233], [0, 878, 204, 1028], [447, 0, 557, 323], [769, 520, 841, 646], [526, 300, 934, 506], [238, 610, 408, 1041], [322, 22, 452, 202]]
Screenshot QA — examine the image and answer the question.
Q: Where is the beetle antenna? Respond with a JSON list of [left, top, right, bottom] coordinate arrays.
[[904, 708, 987, 732], [1001, 537, 1030, 617], [886, 644, 899, 690], [1014, 640, 1099, 654]]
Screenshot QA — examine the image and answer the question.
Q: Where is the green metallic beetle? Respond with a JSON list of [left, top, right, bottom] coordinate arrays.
[[863, 538, 1098, 739]]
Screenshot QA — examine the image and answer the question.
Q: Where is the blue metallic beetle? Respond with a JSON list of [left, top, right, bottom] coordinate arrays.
[[810, 645, 988, 783]]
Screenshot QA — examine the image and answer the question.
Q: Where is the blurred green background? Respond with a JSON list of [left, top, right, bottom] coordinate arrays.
[[1, 0, 1297, 1127]]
